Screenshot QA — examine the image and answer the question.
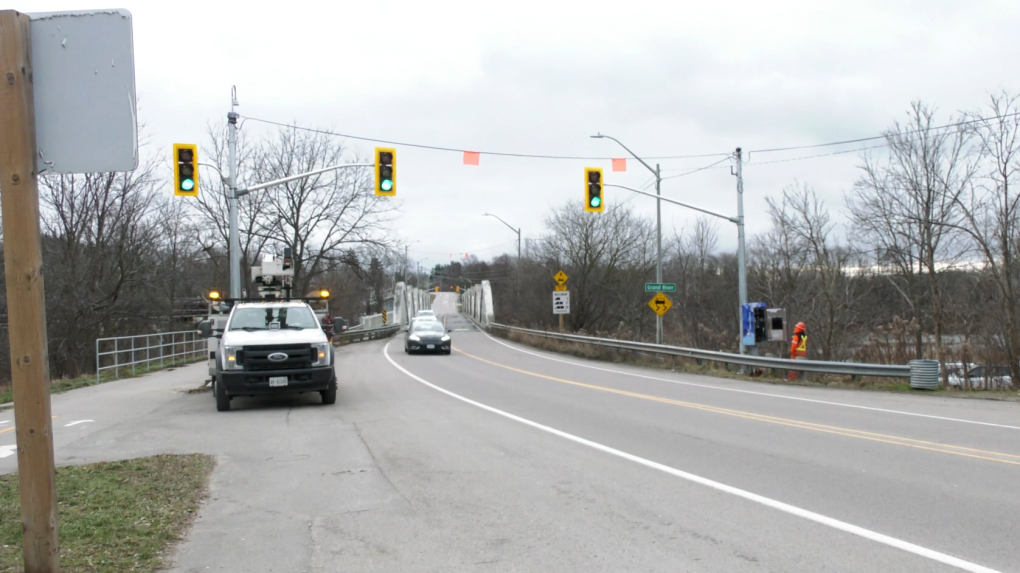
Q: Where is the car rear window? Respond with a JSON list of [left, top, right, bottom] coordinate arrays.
[[413, 321, 445, 333]]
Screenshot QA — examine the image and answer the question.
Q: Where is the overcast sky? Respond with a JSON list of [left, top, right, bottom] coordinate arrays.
[[19, 0, 1020, 270]]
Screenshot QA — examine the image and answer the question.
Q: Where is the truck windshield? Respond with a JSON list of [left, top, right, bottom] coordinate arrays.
[[229, 306, 319, 331]]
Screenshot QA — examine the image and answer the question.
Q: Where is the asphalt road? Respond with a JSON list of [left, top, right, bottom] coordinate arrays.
[[2, 308, 1018, 572]]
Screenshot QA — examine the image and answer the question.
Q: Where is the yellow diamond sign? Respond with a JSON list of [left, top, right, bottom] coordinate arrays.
[[553, 270, 569, 285], [648, 292, 672, 316]]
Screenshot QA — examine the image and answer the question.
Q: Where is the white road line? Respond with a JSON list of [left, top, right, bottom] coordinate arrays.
[[0, 445, 16, 459], [383, 341, 1002, 573], [64, 420, 94, 427], [0, 420, 9, 426], [479, 331, 1020, 431]]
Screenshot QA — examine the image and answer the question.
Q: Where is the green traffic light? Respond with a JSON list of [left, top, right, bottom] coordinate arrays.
[[381, 179, 393, 191], [590, 196, 601, 207], [181, 179, 195, 191]]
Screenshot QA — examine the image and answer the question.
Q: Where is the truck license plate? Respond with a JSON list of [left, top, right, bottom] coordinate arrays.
[[269, 376, 288, 387], [427, 344, 435, 349]]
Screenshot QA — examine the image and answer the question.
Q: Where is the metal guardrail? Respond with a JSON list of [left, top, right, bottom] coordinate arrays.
[[332, 324, 401, 345], [96, 330, 208, 382], [487, 323, 912, 379]]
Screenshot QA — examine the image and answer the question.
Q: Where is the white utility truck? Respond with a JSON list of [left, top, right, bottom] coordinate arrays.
[[198, 249, 337, 411]]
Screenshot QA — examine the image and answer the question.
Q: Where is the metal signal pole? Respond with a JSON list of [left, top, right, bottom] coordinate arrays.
[[734, 147, 749, 355], [655, 162, 663, 345], [228, 87, 241, 299]]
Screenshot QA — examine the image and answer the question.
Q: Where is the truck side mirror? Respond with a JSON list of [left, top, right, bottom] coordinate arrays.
[[197, 320, 212, 338]]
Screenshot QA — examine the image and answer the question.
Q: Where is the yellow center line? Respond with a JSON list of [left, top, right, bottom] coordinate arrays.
[[454, 348, 1020, 467], [0, 415, 59, 437]]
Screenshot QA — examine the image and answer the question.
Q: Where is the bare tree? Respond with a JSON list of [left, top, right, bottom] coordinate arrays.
[[252, 126, 396, 295], [39, 162, 159, 377], [954, 92, 1020, 386], [190, 122, 272, 294], [751, 192, 811, 352], [541, 203, 655, 333], [766, 184, 860, 360], [848, 101, 975, 383], [669, 218, 734, 350], [153, 197, 202, 330]]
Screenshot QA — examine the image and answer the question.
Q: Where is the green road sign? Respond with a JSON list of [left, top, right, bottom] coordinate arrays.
[[645, 283, 677, 293]]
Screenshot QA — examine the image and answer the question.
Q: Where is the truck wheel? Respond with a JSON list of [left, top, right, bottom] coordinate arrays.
[[215, 379, 231, 412], [321, 385, 337, 405]]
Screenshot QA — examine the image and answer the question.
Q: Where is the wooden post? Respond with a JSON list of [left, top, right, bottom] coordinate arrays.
[[559, 314, 564, 333], [0, 10, 61, 572]]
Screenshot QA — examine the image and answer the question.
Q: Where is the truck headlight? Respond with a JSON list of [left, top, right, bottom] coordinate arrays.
[[222, 346, 243, 370], [312, 342, 331, 366]]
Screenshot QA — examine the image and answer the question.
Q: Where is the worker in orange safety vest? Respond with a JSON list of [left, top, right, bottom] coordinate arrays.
[[788, 322, 808, 380]]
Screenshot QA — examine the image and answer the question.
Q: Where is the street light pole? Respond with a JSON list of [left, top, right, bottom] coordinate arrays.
[[592, 133, 663, 345], [483, 213, 522, 307]]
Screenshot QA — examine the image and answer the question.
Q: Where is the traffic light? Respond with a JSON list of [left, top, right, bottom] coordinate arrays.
[[375, 147, 396, 196], [584, 167, 604, 213], [173, 143, 199, 197]]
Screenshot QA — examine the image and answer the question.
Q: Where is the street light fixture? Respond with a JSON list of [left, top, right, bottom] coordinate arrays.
[[591, 133, 665, 345]]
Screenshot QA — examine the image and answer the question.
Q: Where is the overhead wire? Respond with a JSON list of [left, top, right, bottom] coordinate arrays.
[[242, 110, 1020, 166], [745, 144, 888, 166], [661, 156, 733, 181], [241, 116, 728, 161], [747, 111, 1020, 154]]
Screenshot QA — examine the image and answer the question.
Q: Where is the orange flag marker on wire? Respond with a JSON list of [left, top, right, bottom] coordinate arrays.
[[463, 151, 480, 165], [612, 158, 627, 172]]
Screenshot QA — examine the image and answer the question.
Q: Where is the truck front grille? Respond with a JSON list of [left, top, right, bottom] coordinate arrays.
[[239, 344, 314, 371]]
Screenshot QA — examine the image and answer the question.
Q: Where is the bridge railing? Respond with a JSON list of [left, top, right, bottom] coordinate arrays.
[[333, 324, 401, 345], [95, 330, 208, 382], [479, 322, 913, 379]]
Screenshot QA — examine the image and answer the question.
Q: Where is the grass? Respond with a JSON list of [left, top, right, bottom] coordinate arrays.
[[0, 454, 214, 573], [0, 356, 205, 406], [500, 329, 1020, 401]]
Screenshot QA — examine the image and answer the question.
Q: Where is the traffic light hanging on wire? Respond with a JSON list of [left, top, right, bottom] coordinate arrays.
[[173, 143, 199, 197], [375, 147, 396, 196], [584, 167, 604, 213]]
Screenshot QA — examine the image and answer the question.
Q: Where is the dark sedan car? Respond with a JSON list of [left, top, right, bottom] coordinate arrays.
[[405, 320, 451, 354]]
